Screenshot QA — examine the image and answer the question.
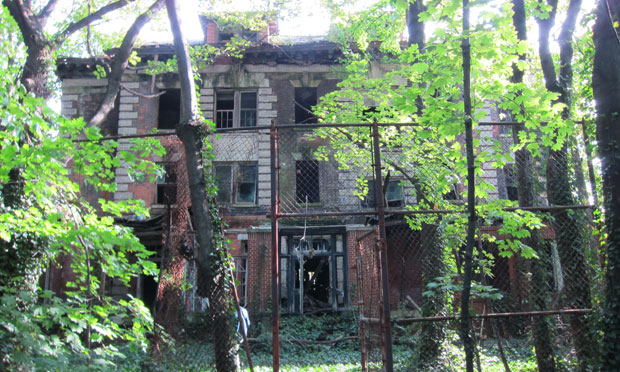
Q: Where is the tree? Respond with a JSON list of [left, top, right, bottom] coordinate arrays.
[[1, 0, 166, 290], [510, 0, 557, 369], [593, 0, 620, 370], [536, 0, 598, 368], [0, 8, 163, 366], [320, 0, 597, 370], [164, 0, 239, 370], [0, 1, 170, 369]]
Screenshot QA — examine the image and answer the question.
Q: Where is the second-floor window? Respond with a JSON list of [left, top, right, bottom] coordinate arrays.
[[215, 162, 258, 204], [361, 179, 404, 208], [156, 163, 177, 205], [216, 91, 257, 129], [295, 160, 319, 203], [158, 89, 181, 130]]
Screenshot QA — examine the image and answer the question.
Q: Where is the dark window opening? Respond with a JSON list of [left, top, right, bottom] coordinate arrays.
[[215, 164, 232, 203], [156, 163, 177, 204], [240, 92, 257, 127], [236, 164, 258, 203], [241, 30, 258, 42], [140, 257, 161, 314], [362, 179, 404, 208], [504, 165, 519, 201], [296, 160, 319, 203], [295, 88, 317, 124], [218, 32, 233, 42], [216, 90, 256, 128], [158, 89, 180, 130], [215, 162, 258, 204], [294, 256, 330, 305]]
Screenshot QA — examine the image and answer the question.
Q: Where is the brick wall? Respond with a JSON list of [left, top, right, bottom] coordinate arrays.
[[246, 230, 272, 310]]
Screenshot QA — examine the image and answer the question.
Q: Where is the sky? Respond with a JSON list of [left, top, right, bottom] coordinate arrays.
[[145, 0, 334, 42]]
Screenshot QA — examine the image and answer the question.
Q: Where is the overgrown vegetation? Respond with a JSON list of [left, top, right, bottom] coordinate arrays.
[[147, 312, 581, 372]]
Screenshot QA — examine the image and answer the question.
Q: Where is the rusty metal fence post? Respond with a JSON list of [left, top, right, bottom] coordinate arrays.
[[356, 254, 368, 372], [270, 119, 280, 372], [371, 119, 394, 372]]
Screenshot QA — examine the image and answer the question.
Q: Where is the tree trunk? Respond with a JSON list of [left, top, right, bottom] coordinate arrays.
[[165, 1, 238, 371], [460, 0, 476, 371], [536, 1, 596, 369], [510, 0, 557, 370], [593, 1, 620, 370]]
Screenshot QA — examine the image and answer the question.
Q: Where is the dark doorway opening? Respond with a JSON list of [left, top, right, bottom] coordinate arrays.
[[304, 256, 330, 305], [142, 272, 158, 313]]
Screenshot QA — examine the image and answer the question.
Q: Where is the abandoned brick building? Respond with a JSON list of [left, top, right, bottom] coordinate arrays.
[[55, 18, 525, 318]]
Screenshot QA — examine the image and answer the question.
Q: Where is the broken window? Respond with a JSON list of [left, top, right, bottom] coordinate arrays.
[[216, 90, 257, 129], [294, 87, 317, 124], [361, 179, 404, 208], [156, 163, 177, 205], [295, 160, 319, 203], [279, 229, 348, 314], [158, 89, 180, 130], [215, 162, 258, 204]]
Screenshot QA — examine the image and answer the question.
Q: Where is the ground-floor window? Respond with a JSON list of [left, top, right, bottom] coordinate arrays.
[[279, 226, 348, 314]]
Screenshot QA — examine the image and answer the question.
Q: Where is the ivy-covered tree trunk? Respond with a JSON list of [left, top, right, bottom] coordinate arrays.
[[537, 0, 597, 369], [165, 1, 239, 371], [510, 0, 557, 370], [593, 1, 620, 370]]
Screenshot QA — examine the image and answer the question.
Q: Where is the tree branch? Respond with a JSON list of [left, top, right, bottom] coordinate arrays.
[[3, 0, 43, 48], [120, 83, 166, 98], [536, 0, 561, 94], [55, 0, 134, 44], [558, 0, 584, 95], [87, 0, 165, 129], [36, 0, 60, 27]]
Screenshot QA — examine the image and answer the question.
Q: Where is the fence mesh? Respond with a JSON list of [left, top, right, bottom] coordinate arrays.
[[153, 119, 600, 371], [273, 121, 601, 371]]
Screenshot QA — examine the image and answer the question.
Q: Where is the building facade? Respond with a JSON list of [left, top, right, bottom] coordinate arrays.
[[56, 21, 524, 317]]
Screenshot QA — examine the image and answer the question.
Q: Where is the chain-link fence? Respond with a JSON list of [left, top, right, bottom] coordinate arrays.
[[151, 119, 600, 371], [272, 120, 601, 371]]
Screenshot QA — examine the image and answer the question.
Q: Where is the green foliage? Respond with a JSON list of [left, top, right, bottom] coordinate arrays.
[[0, 8, 166, 367]]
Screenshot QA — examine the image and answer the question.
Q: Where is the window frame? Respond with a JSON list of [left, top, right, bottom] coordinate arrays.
[[156, 162, 177, 205], [215, 90, 257, 129], [157, 88, 181, 130], [361, 178, 404, 209], [214, 162, 259, 205]]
